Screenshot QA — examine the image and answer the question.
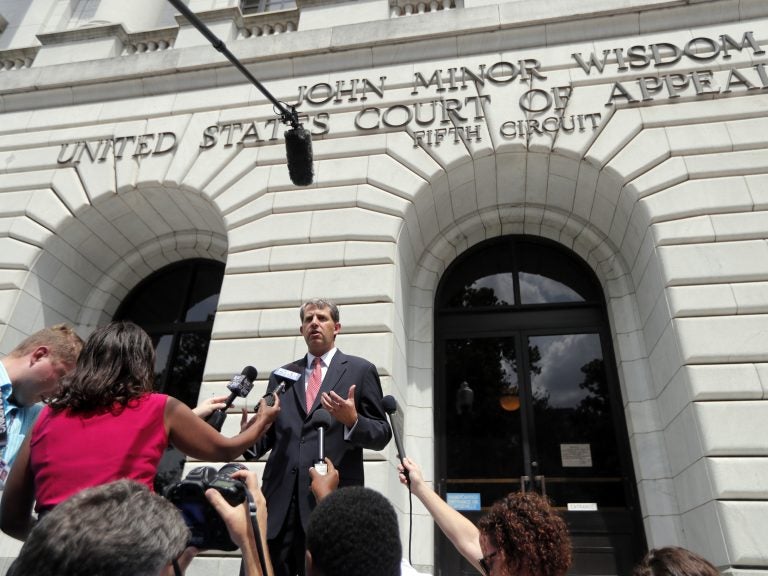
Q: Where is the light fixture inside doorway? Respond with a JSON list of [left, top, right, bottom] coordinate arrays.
[[499, 384, 520, 411], [456, 381, 474, 415]]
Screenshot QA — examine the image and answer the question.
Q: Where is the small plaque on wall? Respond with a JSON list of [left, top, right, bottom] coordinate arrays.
[[567, 502, 598, 512], [446, 493, 482, 511], [560, 443, 592, 467]]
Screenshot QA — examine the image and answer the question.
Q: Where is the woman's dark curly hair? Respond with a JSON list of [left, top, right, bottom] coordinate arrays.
[[477, 491, 572, 576], [47, 321, 155, 414]]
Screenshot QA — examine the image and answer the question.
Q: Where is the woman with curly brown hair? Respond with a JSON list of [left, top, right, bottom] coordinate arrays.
[[399, 458, 571, 576], [1, 321, 280, 540]]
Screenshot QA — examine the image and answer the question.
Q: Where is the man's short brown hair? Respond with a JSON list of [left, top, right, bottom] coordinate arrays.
[[300, 299, 340, 323], [8, 324, 84, 366]]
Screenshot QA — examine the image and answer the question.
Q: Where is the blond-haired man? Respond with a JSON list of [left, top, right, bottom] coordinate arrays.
[[0, 325, 83, 476]]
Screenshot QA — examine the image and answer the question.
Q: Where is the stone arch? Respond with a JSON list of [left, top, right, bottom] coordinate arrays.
[[1, 171, 227, 352], [390, 92, 768, 565]]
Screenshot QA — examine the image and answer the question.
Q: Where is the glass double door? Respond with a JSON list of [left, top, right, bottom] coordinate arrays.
[[437, 330, 644, 576]]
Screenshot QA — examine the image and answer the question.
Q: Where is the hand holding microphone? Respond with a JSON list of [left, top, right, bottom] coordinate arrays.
[[309, 457, 339, 502], [206, 366, 258, 432], [244, 393, 281, 432]]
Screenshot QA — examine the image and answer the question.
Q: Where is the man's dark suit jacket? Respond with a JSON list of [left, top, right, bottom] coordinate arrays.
[[250, 349, 392, 539]]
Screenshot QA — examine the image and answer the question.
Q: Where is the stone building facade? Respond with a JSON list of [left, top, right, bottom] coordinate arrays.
[[1, 0, 768, 574]]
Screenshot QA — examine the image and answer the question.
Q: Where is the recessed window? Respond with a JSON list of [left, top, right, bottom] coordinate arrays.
[[115, 258, 224, 408], [438, 237, 602, 309], [241, 0, 296, 13]]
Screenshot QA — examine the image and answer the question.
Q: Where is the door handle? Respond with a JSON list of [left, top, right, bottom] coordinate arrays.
[[534, 475, 546, 497], [520, 475, 530, 493]]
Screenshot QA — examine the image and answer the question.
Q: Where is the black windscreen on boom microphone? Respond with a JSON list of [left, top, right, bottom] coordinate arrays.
[[166, 0, 313, 187], [285, 125, 314, 187]]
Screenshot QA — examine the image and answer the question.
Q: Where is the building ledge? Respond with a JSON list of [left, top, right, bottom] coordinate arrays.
[[0, 45, 39, 72], [0, 0, 765, 103]]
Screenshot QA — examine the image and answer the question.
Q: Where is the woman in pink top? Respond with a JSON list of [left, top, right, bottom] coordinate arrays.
[[0, 321, 280, 540]]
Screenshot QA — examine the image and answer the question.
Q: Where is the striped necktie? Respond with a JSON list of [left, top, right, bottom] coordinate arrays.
[[306, 357, 322, 412]]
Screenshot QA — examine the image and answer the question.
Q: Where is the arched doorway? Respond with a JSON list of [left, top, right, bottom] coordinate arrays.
[[435, 236, 645, 576], [114, 258, 225, 492]]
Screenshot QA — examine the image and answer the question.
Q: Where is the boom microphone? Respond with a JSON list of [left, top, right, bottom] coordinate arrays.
[[382, 395, 408, 483], [311, 409, 332, 475], [285, 126, 314, 186], [166, 0, 314, 187], [205, 366, 258, 431]]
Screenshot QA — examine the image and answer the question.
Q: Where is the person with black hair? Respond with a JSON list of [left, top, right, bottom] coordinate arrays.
[[305, 485, 401, 576]]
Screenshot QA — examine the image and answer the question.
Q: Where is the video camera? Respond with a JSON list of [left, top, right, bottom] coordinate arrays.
[[165, 463, 247, 551]]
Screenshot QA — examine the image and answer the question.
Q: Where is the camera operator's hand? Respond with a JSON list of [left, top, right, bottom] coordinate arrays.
[[309, 457, 339, 502], [205, 469, 273, 576]]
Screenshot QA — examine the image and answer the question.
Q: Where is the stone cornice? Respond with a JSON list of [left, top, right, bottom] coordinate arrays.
[[0, 0, 765, 106]]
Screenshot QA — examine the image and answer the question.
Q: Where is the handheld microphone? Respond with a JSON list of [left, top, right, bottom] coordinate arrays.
[[261, 363, 302, 408], [273, 363, 302, 388], [206, 366, 258, 431], [311, 409, 332, 475], [241, 363, 304, 461], [285, 125, 313, 186], [382, 395, 408, 484], [383, 395, 414, 564]]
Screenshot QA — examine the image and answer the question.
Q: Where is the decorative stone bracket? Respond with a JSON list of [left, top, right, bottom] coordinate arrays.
[[389, 0, 457, 17]]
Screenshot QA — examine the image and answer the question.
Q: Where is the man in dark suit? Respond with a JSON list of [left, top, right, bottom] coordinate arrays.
[[248, 298, 392, 576]]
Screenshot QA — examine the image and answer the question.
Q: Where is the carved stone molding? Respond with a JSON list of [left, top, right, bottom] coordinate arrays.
[[389, 0, 457, 17]]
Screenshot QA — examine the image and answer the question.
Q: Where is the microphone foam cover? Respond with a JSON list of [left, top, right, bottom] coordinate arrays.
[[312, 408, 332, 430], [228, 366, 258, 397], [285, 126, 314, 186], [382, 395, 397, 415], [242, 366, 258, 382]]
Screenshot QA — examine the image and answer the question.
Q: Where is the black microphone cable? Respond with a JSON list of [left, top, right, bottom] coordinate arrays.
[[407, 473, 413, 565], [382, 395, 414, 565], [236, 485, 270, 576], [166, 0, 313, 186]]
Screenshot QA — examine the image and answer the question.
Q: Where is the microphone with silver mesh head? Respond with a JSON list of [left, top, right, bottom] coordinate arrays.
[[311, 409, 332, 475]]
